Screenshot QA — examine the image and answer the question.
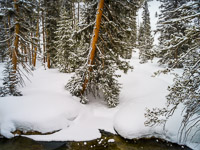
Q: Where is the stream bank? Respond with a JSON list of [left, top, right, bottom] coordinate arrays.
[[0, 130, 191, 150]]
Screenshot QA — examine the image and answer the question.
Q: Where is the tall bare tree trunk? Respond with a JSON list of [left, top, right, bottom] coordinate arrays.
[[31, 32, 34, 65], [13, 0, 20, 71], [28, 41, 32, 65], [47, 53, 50, 68], [82, 0, 104, 94], [33, 9, 40, 67], [45, 29, 50, 68], [24, 45, 27, 62], [42, 10, 46, 63]]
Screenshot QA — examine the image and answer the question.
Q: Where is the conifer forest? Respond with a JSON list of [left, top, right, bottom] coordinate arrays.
[[0, 0, 200, 149]]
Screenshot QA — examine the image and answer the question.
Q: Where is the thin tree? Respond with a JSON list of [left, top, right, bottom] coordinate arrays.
[[138, 0, 154, 63], [81, 0, 105, 94], [66, 0, 142, 107], [45, 0, 61, 68], [55, 7, 77, 73], [33, 6, 40, 67]]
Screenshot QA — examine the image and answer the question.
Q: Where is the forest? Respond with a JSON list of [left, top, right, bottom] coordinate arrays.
[[0, 0, 199, 149]]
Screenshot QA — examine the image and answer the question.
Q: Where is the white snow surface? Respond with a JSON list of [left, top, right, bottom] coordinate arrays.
[[0, 50, 199, 150]]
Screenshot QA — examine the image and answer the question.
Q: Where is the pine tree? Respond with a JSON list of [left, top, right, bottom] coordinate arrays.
[[45, 0, 61, 68], [0, 58, 22, 97], [66, 0, 142, 107], [0, 0, 38, 96], [138, 0, 154, 63], [0, 0, 13, 62], [0, 14, 7, 62], [145, 0, 200, 142], [55, 8, 77, 73], [138, 22, 145, 52], [156, 0, 187, 67], [155, 11, 158, 18]]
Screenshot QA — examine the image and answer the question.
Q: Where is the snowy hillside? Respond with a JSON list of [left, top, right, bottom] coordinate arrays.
[[0, 49, 199, 149]]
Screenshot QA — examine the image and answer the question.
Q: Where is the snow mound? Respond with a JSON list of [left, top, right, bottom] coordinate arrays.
[[0, 98, 80, 138], [113, 50, 200, 150]]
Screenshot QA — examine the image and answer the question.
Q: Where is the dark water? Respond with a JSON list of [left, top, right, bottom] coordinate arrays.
[[0, 130, 191, 150]]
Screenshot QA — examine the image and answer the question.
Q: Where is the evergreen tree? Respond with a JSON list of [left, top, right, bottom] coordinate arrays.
[[138, 0, 154, 63], [0, 14, 7, 62], [66, 0, 142, 107], [45, 0, 61, 68], [138, 22, 145, 52], [0, 0, 13, 62], [0, 58, 22, 97], [55, 8, 77, 73], [145, 0, 200, 142], [155, 11, 158, 18], [0, 0, 38, 96], [156, 0, 187, 67]]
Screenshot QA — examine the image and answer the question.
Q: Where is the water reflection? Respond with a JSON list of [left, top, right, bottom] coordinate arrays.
[[0, 130, 191, 150]]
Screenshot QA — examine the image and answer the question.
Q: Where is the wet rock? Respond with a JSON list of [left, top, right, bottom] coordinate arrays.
[[0, 136, 44, 150]]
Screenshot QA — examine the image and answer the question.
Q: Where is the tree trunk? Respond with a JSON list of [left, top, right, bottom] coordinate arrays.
[[42, 10, 46, 63], [82, 0, 104, 94], [33, 8, 40, 67], [24, 45, 27, 62], [47, 53, 50, 68], [13, 0, 20, 71], [31, 32, 34, 65]]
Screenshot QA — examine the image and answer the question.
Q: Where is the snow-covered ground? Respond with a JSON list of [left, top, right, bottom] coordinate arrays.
[[0, 49, 199, 150]]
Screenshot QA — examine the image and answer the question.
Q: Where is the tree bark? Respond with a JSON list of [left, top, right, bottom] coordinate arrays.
[[42, 10, 46, 63], [82, 0, 104, 94], [33, 8, 40, 67], [47, 53, 50, 68], [31, 32, 34, 65], [13, 0, 20, 71], [24, 45, 27, 62]]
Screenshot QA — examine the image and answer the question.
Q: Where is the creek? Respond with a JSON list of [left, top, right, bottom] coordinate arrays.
[[0, 130, 191, 150]]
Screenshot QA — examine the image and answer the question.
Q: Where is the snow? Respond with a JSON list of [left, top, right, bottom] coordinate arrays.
[[0, 50, 199, 149], [0, 64, 116, 141], [108, 139, 115, 143], [114, 51, 171, 139]]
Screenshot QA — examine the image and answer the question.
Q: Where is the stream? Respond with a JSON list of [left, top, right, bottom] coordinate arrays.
[[0, 130, 191, 150]]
